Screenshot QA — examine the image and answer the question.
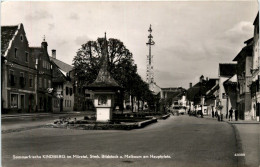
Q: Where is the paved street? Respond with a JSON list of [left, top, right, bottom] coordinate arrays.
[[2, 115, 241, 167]]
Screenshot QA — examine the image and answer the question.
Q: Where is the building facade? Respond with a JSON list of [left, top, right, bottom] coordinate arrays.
[[250, 12, 260, 121], [1, 24, 37, 113], [217, 64, 237, 119], [50, 50, 74, 112], [30, 40, 53, 112], [233, 39, 253, 120]]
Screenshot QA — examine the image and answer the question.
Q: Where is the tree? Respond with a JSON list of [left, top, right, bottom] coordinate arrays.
[[73, 37, 154, 111], [73, 38, 134, 86]]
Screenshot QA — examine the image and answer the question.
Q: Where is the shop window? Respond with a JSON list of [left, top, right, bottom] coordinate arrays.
[[10, 94, 18, 108]]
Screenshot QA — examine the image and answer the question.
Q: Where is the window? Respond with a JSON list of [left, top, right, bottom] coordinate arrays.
[[9, 70, 15, 86], [20, 35, 23, 41], [25, 52, 29, 62], [29, 75, 33, 88], [10, 93, 18, 108], [14, 48, 18, 58], [66, 87, 69, 95], [19, 72, 25, 88], [70, 88, 72, 96], [39, 77, 42, 88], [98, 95, 108, 105], [44, 79, 47, 88], [48, 80, 51, 88]]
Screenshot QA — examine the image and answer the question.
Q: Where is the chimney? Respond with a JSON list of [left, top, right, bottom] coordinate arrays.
[[189, 83, 192, 88], [52, 49, 56, 59], [206, 77, 209, 81]]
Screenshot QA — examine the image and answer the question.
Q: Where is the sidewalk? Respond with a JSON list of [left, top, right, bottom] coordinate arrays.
[[204, 115, 260, 167], [1, 111, 94, 133]]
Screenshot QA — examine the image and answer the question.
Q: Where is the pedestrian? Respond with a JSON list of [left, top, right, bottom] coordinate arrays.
[[217, 110, 220, 121], [235, 109, 238, 121], [212, 110, 214, 118], [229, 108, 233, 121], [215, 110, 218, 118]]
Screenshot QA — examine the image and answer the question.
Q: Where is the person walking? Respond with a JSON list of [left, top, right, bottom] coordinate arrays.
[[217, 109, 221, 121], [235, 109, 238, 121], [229, 108, 233, 121]]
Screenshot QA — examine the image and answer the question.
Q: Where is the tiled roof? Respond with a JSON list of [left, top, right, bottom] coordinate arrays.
[[87, 62, 120, 88], [187, 79, 218, 102], [224, 74, 237, 85], [244, 37, 254, 45], [161, 87, 185, 92], [50, 57, 73, 73], [206, 85, 219, 98], [219, 64, 237, 77], [51, 61, 67, 83], [233, 44, 253, 61], [1, 25, 19, 56], [253, 12, 259, 25], [86, 35, 121, 89]]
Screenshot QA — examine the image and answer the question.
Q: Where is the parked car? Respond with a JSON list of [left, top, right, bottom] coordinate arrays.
[[170, 106, 185, 115]]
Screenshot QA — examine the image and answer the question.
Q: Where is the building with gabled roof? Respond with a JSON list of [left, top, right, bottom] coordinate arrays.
[[233, 38, 253, 120], [30, 39, 53, 113], [217, 63, 237, 119], [250, 12, 260, 122], [187, 75, 219, 115], [161, 87, 186, 107], [1, 23, 37, 113], [50, 50, 75, 112]]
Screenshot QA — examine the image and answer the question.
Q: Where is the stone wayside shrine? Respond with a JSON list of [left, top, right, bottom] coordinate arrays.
[[86, 33, 123, 122]]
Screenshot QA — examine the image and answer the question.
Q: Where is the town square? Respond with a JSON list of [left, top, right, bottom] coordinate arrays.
[[1, 1, 260, 167]]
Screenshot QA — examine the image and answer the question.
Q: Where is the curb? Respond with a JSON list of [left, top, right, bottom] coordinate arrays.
[[137, 117, 157, 128], [227, 122, 246, 167], [159, 114, 171, 120]]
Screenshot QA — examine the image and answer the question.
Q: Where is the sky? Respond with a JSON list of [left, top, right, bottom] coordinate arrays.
[[1, 1, 258, 89]]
